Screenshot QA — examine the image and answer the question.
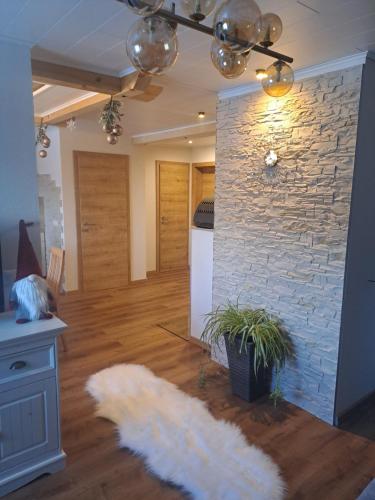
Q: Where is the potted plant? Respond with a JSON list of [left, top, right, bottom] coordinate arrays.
[[201, 302, 291, 404]]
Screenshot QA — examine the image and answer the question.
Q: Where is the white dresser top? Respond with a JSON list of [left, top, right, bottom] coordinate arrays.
[[0, 312, 66, 343]]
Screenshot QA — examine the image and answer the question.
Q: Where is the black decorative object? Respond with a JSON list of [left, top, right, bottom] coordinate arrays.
[[224, 334, 271, 402], [193, 197, 214, 229]]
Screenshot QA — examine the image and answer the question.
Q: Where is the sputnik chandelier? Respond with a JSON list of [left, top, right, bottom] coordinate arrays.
[[117, 0, 294, 97]]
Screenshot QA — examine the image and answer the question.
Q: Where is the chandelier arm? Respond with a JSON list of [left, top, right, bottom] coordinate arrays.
[[116, 0, 294, 64], [251, 44, 293, 64]]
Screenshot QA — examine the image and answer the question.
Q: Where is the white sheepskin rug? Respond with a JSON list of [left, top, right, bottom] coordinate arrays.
[[86, 364, 285, 500]]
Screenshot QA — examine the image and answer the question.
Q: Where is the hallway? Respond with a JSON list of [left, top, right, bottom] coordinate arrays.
[[8, 271, 375, 500]]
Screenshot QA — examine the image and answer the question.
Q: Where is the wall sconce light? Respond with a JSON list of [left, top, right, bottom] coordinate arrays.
[[256, 68, 267, 80], [198, 111, 205, 118], [264, 149, 278, 167]]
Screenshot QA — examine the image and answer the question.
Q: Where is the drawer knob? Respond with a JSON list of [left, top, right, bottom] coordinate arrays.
[[9, 361, 27, 370]]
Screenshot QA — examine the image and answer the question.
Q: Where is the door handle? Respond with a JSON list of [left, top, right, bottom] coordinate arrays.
[[161, 216, 168, 224]]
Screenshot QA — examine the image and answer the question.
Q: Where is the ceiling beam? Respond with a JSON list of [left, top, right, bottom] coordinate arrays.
[[32, 60, 163, 125], [31, 59, 132, 95], [35, 93, 109, 125]]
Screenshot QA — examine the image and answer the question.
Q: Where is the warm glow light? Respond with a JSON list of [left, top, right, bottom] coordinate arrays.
[[262, 60, 294, 97], [256, 68, 267, 80], [198, 111, 205, 118], [188, 140, 193, 144]]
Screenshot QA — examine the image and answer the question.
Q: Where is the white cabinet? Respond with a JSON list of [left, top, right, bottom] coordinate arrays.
[[0, 313, 66, 497]]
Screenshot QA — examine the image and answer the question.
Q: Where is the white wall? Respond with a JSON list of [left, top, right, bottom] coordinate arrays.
[[191, 145, 216, 164], [0, 41, 40, 303]]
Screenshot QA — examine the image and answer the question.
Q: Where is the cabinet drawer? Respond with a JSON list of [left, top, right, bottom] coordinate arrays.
[[0, 345, 55, 385]]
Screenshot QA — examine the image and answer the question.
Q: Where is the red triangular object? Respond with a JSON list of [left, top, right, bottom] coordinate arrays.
[[15, 220, 42, 281]]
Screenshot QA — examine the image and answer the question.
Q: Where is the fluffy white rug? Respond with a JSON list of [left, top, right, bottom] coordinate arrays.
[[86, 364, 285, 500]]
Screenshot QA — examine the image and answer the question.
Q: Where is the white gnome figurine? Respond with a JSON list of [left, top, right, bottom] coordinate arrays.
[[10, 219, 56, 324], [10, 274, 54, 324]]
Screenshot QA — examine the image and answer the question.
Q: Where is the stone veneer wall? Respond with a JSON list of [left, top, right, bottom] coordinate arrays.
[[213, 66, 363, 423], [38, 174, 64, 275]]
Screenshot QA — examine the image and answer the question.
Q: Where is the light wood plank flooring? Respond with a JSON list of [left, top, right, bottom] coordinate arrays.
[[7, 271, 375, 500]]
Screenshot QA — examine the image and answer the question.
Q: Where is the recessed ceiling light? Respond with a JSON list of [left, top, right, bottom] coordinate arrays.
[[198, 111, 205, 118], [256, 68, 268, 80]]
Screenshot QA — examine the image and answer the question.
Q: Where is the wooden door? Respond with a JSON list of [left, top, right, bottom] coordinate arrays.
[[156, 161, 190, 272], [75, 151, 130, 291]]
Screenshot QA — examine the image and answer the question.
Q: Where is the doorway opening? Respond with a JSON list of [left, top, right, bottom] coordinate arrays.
[[155, 158, 216, 341]]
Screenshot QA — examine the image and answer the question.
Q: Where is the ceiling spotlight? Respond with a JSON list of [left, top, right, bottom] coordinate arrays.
[[188, 139, 193, 144], [198, 111, 205, 118], [256, 68, 267, 80]]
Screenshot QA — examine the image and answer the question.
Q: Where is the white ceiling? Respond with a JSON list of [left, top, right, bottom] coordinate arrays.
[[2, 0, 375, 135], [142, 133, 216, 148], [32, 77, 217, 136]]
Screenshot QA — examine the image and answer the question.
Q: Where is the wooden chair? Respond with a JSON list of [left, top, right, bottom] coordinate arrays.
[[46, 247, 67, 352]]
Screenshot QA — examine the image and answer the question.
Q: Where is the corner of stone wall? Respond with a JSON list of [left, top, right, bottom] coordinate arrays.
[[212, 65, 363, 423]]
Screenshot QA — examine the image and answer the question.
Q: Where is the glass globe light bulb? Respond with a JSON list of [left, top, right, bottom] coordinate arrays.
[[126, 16, 179, 75], [122, 0, 164, 16], [213, 0, 261, 53], [210, 40, 249, 79], [181, 0, 216, 21], [262, 60, 294, 97], [257, 13, 283, 47]]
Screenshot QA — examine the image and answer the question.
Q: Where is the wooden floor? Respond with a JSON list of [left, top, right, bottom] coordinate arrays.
[[8, 271, 375, 500]]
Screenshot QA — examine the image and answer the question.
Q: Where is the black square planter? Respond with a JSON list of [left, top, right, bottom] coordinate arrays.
[[224, 334, 271, 402]]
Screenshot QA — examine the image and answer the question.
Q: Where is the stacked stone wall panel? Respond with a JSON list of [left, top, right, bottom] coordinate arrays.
[[213, 66, 363, 423]]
